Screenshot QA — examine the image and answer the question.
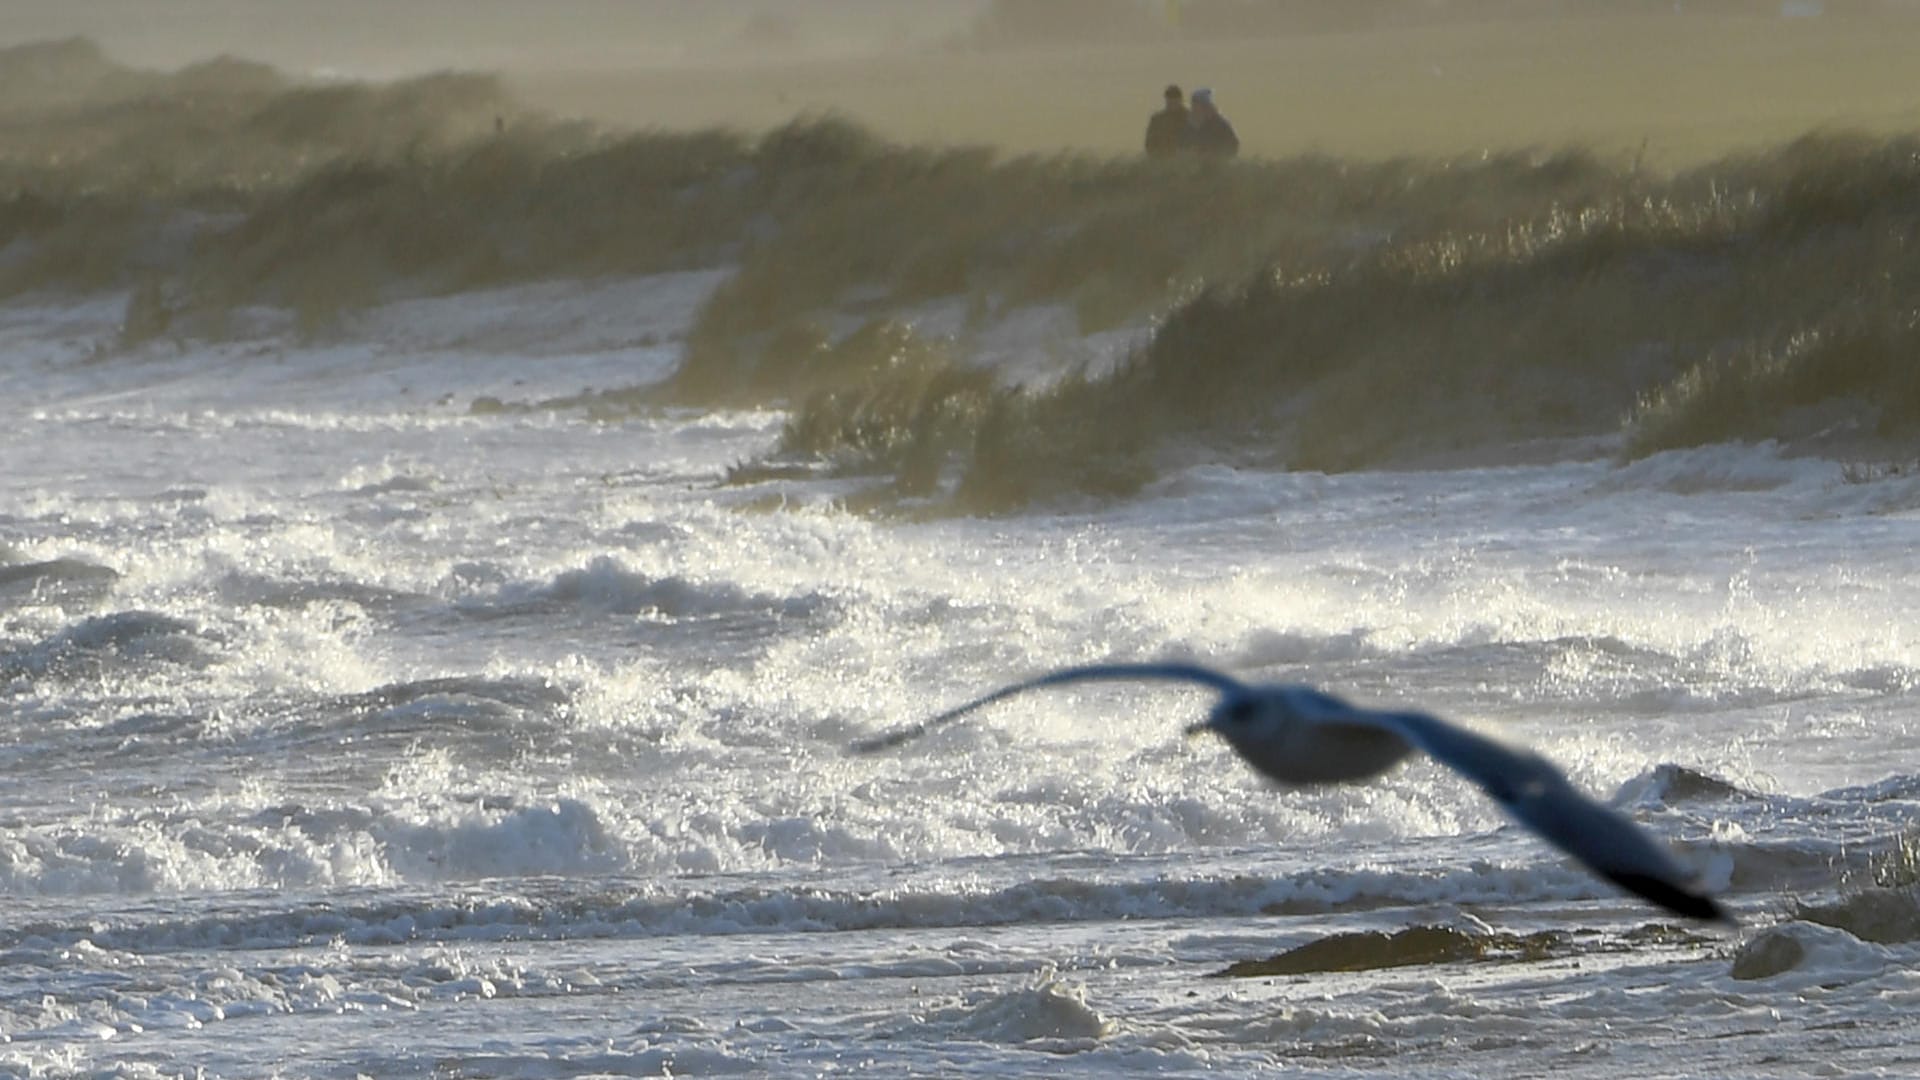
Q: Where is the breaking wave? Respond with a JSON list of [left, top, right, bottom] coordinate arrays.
[[0, 557, 119, 607], [0, 802, 1839, 933], [1614, 764, 1762, 807], [0, 609, 215, 681], [902, 973, 1116, 1046], [0, 865, 1624, 950], [462, 556, 834, 624]]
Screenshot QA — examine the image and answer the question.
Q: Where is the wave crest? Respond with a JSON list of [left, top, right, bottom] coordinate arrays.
[[0, 557, 119, 606], [0, 610, 213, 680], [906, 972, 1116, 1046], [471, 556, 832, 623]]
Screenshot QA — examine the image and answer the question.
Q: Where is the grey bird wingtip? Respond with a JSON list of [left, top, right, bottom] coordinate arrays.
[[1603, 870, 1737, 925], [851, 661, 1247, 755]]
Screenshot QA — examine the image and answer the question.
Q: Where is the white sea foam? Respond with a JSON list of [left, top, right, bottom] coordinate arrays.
[[1730, 920, 1898, 987], [906, 970, 1117, 1046], [6, 277, 1920, 1077], [1595, 440, 1827, 495], [470, 555, 834, 622]]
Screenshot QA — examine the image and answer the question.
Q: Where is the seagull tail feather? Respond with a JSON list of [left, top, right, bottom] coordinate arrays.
[[1603, 871, 1736, 925]]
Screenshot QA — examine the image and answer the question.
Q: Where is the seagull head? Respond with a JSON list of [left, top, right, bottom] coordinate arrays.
[[1185, 689, 1282, 742]]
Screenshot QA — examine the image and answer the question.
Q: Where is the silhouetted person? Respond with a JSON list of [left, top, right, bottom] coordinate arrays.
[[1187, 88, 1239, 159], [1144, 84, 1189, 159]]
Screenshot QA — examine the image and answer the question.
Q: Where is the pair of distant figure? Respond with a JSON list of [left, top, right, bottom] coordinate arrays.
[[1144, 84, 1239, 160]]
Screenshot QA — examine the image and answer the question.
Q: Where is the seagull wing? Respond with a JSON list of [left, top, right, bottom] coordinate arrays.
[[1365, 708, 1731, 923], [852, 662, 1247, 754]]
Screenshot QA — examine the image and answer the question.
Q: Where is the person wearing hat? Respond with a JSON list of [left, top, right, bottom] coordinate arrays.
[[1186, 87, 1239, 159], [1144, 84, 1189, 159]]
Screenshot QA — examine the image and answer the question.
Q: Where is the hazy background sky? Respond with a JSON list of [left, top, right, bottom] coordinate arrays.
[[8, 1, 1920, 164], [3, 0, 980, 74]]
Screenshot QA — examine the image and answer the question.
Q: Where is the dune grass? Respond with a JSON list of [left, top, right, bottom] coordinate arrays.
[[1627, 313, 1920, 459], [0, 38, 518, 304], [663, 118, 1632, 405], [1787, 828, 1920, 946], [10, 38, 1920, 512], [736, 130, 1920, 510]]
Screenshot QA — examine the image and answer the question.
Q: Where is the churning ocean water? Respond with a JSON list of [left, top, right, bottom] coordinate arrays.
[[3, 272, 1920, 1079]]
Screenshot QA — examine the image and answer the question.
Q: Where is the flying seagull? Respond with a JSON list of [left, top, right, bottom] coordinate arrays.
[[854, 662, 1731, 923]]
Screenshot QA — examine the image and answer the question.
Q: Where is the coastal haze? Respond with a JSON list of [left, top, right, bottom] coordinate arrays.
[[5, 2, 1920, 1077], [11, 1, 1920, 162], [519, 9, 1920, 167]]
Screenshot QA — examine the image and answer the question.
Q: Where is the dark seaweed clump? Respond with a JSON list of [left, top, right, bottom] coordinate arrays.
[[1213, 921, 1706, 978]]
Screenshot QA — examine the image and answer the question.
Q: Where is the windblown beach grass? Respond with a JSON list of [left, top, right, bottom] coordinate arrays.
[[755, 130, 1920, 509], [1781, 828, 1920, 948], [8, 37, 1920, 511]]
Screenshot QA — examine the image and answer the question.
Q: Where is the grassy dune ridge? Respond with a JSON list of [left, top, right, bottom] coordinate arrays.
[[745, 131, 1920, 508], [5, 38, 1920, 510]]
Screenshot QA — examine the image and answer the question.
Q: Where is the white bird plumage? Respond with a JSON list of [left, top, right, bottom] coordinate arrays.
[[852, 661, 1731, 924]]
